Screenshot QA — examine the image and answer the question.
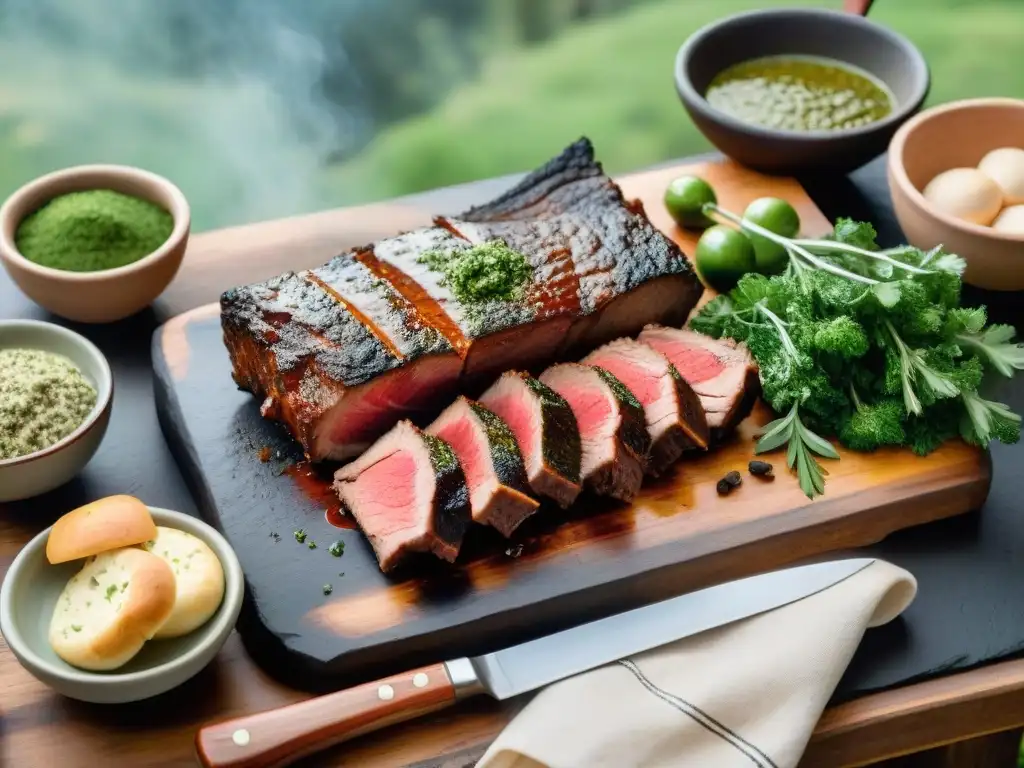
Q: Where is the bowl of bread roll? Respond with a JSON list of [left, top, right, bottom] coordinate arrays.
[[0, 495, 243, 703]]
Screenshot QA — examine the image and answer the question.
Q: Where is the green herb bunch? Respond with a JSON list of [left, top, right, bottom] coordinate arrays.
[[690, 213, 1024, 498]]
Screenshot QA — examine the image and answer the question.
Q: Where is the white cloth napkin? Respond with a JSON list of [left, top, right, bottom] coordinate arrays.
[[477, 559, 916, 768]]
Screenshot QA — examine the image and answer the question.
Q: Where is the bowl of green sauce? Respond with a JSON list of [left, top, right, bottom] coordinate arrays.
[[0, 165, 190, 323], [675, 8, 929, 175], [0, 320, 113, 502]]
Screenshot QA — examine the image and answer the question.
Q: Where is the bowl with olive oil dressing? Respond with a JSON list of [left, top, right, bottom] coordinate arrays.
[[675, 8, 929, 175]]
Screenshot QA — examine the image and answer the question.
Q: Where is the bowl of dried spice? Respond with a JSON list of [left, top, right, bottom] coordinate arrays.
[[0, 165, 190, 323], [0, 319, 113, 502]]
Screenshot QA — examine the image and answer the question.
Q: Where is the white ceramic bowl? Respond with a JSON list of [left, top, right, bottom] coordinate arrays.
[[0, 320, 113, 502], [0, 506, 244, 704], [0, 164, 190, 323]]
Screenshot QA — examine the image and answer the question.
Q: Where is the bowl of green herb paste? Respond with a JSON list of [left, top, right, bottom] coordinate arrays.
[[0, 320, 113, 501], [0, 165, 190, 323]]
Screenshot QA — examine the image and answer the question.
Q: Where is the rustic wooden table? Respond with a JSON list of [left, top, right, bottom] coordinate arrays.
[[3, 153, 1024, 767]]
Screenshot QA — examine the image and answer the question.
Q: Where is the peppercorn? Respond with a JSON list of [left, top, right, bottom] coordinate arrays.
[[749, 460, 774, 478], [716, 470, 743, 496]]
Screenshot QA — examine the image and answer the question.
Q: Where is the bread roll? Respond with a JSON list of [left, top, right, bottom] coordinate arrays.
[[47, 495, 157, 565], [49, 547, 176, 671], [144, 527, 225, 638]]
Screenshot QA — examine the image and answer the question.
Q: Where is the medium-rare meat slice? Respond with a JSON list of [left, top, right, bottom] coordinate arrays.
[[426, 397, 539, 537], [221, 265, 461, 462], [582, 338, 709, 476], [539, 363, 650, 501], [456, 138, 704, 355], [638, 326, 759, 440], [333, 420, 470, 572], [479, 371, 582, 509], [357, 226, 578, 390]]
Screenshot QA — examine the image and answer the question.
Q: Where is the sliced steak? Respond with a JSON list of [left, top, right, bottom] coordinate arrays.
[[333, 420, 471, 572], [479, 371, 582, 509], [426, 397, 539, 537], [539, 363, 650, 501], [582, 338, 709, 476], [638, 326, 759, 440]]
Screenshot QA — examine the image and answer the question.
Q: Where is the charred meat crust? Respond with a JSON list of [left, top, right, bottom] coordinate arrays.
[[421, 432, 472, 551], [468, 401, 533, 496], [591, 367, 651, 463], [669, 365, 711, 450], [522, 374, 582, 486], [309, 253, 453, 360], [711, 368, 762, 445], [458, 138, 610, 222]]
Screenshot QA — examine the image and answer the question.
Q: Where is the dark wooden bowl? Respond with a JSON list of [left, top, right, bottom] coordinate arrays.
[[674, 8, 929, 175]]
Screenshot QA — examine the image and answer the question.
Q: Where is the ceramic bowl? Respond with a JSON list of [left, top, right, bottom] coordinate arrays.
[[0, 506, 244, 704], [888, 97, 1024, 291], [0, 164, 190, 323], [0, 320, 113, 502], [675, 8, 930, 175]]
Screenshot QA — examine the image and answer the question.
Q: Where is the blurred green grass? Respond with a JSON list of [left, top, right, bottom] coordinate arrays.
[[0, 0, 1022, 231], [326, 0, 1024, 203]]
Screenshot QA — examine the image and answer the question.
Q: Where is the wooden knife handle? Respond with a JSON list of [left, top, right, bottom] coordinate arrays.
[[194, 662, 455, 768], [843, 0, 874, 15]]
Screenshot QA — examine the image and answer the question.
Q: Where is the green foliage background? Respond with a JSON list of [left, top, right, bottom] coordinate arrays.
[[0, 0, 1021, 232]]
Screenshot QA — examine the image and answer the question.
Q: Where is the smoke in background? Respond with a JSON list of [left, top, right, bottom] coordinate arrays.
[[0, 0, 359, 231]]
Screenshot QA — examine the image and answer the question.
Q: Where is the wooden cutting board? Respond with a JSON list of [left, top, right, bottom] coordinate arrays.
[[153, 160, 990, 692]]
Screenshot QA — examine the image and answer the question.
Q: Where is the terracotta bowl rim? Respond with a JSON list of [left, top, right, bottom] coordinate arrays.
[[0, 163, 191, 283], [888, 97, 1024, 245], [0, 319, 114, 469]]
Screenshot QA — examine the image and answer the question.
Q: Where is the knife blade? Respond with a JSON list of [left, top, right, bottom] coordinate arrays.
[[195, 558, 874, 768]]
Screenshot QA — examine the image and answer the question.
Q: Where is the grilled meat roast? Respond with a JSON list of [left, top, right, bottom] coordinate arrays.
[[221, 139, 703, 461]]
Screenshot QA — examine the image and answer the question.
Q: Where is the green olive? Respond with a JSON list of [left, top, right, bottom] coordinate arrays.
[[664, 176, 717, 230], [742, 197, 801, 276], [695, 225, 756, 293]]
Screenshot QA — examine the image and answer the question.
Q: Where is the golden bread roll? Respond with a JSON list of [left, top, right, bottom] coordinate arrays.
[[46, 495, 157, 564], [49, 547, 176, 671], [144, 526, 225, 638]]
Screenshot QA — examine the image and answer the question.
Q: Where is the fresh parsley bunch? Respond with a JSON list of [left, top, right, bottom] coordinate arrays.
[[690, 215, 1024, 499]]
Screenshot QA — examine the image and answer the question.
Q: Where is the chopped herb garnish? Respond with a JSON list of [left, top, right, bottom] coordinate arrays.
[[104, 585, 117, 602], [293, 529, 307, 544], [121, 581, 128, 592], [322, 584, 333, 595], [417, 240, 532, 304], [88, 576, 99, 589], [71, 625, 82, 632], [307, 540, 317, 550], [328, 541, 345, 557]]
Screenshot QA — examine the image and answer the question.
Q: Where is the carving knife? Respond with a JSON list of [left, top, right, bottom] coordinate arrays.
[[195, 558, 875, 768]]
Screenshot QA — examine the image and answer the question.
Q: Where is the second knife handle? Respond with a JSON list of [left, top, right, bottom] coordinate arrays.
[[195, 662, 456, 768]]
